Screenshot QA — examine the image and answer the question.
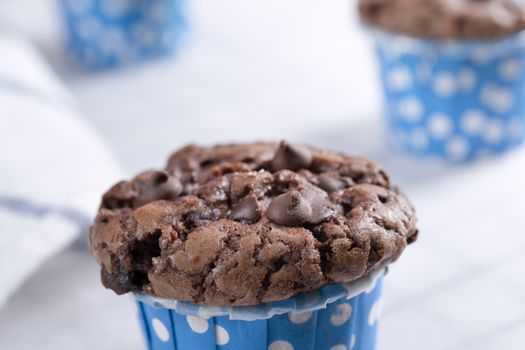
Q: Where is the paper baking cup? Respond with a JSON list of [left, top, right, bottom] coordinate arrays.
[[59, 0, 187, 68], [372, 30, 525, 162], [135, 269, 384, 350]]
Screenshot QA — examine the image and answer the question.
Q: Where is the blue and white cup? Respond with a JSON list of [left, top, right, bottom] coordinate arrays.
[[134, 270, 384, 350], [372, 30, 525, 162], [59, 0, 187, 69]]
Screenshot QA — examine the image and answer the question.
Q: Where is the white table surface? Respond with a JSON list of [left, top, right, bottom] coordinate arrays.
[[1, 1, 525, 349]]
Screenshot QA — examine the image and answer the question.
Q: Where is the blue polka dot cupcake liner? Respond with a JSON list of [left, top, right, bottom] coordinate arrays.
[[372, 30, 525, 162], [59, 0, 187, 69], [134, 269, 385, 350]]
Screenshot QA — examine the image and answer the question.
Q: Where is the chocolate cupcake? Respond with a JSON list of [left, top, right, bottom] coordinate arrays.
[[90, 142, 418, 350], [358, 0, 525, 162]]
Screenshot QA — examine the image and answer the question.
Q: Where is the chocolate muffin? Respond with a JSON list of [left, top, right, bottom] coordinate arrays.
[[89, 142, 418, 306], [358, 0, 525, 39]]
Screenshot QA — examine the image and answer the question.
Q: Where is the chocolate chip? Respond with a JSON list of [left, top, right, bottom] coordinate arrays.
[[266, 190, 313, 226], [300, 188, 334, 224], [152, 172, 169, 185], [231, 195, 261, 223], [317, 174, 348, 193], [101, 181, 134, 209], [134, 171, 183, 207], [271, 141, 313, 171]]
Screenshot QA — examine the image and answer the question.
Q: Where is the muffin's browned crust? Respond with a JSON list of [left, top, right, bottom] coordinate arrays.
[[89, 142, 418, 306], [359, 0, 525, 39]]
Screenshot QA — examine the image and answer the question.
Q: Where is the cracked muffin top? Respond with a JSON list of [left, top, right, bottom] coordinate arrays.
[[358, 0, 525, 39], [89, 142, 418, 306]]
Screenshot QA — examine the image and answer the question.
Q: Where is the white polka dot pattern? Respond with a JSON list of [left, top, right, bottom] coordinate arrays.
[[367, 299, 382, 327], [288, 311, 313, 324], [397, 97, 424, 122], [481, 85, 514, 113], [215, 325, 230, 345], [499, 59, 520, 80], [186, 315, 209, 333], [330, 303, 352, 326], [377, 33, 525, 162], [446, 137, 470, 161], [268, 340, 294, 350], [427, 113, 453, 139], [152, 318, 170, 342], [387, 66, 412, 91], [330, 345, 347, 350], [433, 72, 456, 97], [483, 121, 504, 144], [461, 110, 486, 135]]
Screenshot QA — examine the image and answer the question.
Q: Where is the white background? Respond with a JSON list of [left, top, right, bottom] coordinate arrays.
[[1, 1, 525, 349]]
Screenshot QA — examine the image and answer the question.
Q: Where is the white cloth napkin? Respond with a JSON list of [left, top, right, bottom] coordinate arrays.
[[0, 35, 123, 309]]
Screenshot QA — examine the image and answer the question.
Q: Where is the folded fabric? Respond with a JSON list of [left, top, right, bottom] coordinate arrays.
[[0, 34, 122, 309]]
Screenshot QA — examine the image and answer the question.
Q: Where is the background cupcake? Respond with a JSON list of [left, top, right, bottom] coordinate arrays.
[[59, 0, 187, 69], [358, 0, 525, 162], [89, 141, 419, 350]]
